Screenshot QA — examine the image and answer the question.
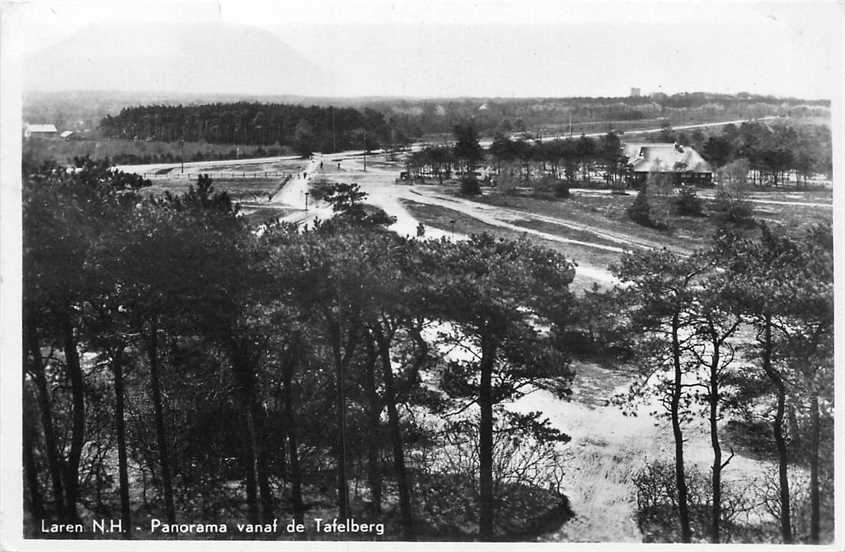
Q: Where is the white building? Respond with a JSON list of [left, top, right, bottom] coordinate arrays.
[[24, 123, 58, 139]]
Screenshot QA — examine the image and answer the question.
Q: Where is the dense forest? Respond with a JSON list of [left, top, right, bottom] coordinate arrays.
[[99, 102, 403, 154], [22, 157, 833, 542]]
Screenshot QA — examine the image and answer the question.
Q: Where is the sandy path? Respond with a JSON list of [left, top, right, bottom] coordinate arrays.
[[405, 189, 682, 252], [573, 188, 832, 209], [298, 153, 619, 287]]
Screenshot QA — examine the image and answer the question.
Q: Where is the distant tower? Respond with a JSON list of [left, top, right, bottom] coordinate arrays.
[[630, 87, 641, 98]]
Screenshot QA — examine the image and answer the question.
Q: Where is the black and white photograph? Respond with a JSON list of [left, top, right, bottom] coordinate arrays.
[[0, 0, 841, 547]]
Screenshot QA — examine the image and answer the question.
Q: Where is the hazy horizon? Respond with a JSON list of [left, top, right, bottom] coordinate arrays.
[[13, 0, 841, 100]]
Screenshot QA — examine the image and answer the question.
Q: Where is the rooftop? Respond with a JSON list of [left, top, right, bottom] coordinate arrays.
[[26, 123, 58, 133], [623, 142, 711, 173]]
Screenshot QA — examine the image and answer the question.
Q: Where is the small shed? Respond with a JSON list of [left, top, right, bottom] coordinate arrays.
[[24, 123, 58, 139]]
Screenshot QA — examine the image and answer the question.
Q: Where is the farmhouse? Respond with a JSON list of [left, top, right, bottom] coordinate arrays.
[[24, 123, 58, 139], [624, 142, 712, 186]]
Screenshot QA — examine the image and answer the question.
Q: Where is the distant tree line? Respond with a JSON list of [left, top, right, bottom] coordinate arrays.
[[364, 92, 828, 139], [92, 94, 831, 162], [698, 122, 832, 186], [406, 127, 629, 191], [651, 121, 832, 186], [99, 102, 407, 156]]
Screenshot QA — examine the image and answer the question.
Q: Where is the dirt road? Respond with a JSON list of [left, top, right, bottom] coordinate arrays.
[[574, 187, 833, 209], [300, 153, 620, 288]]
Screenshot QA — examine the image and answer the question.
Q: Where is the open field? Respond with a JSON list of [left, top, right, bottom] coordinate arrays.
[[462, 188, 833, 251], [23, 137, 298, 166], [145, 177, 286, 203], [401, 199, 620, 290]]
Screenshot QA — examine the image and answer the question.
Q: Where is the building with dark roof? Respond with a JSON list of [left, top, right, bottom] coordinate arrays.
[[623, 142, 712, 186]]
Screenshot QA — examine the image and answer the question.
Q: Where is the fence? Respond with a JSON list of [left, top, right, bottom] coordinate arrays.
[[139, 171, 291, 180]]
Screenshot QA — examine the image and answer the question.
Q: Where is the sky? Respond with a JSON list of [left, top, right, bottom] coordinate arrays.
[[8, 0, 843, 99]]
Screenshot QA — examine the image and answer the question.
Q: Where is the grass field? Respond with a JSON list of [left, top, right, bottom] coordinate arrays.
[[145, 177, 285, 203], [240, 205, 297, 226], [23, 137, 297, 165], [401, 199, 622, 286], [461, 188, 832, 252]]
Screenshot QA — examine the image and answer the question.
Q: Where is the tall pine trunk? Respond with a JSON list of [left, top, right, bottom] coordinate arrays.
[[241, 403, 260, 523], [478, 332, 496, 541], [253, 402, 274, 522], [708, 338, 722, 543], [364, 338, 382, 515], [282, 351, 305, 525], [61, 314, 84, 523], [375, 328, 414, 538], [23, 385, 45, 525], [111, 346, 132, 539], [671, 314, 692, 542], [809, 392, 820, 544], [26, 319, 66, 520], [332, 320, 350, 519], [230, 340, 266, 523], [146, 322, 176, 523], [760, 316, 792, 543], [238, 404, 260, 523]]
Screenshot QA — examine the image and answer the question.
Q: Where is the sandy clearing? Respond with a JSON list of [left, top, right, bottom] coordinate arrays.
[[115, 154, 304, 175], [304, 153, 618, 287], [403, 190, 625, 253]]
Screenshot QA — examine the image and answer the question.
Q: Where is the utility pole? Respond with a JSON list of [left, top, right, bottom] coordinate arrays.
[[305, 192, 309, 211], [363, 129, 367, 172], [179, 138, 185, 174]]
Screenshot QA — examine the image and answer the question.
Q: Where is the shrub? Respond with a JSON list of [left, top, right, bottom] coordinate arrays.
[[460, 173, 481, 196], [494, 170, 519, 195], [416, 417, 571, 538], [532, 174, 557, 196], [713, 188, 755, 225], [627, 186, 653, 227], [554, 180, 571, 198], [627, 184, 670, 230], [713, 159, 755, 224], [674, 186, 703, 216], [633, 460, 770, 543]]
